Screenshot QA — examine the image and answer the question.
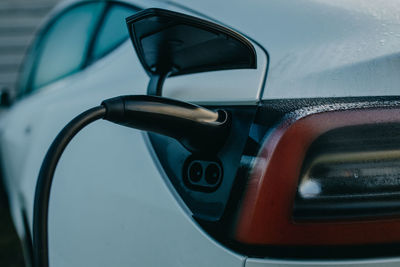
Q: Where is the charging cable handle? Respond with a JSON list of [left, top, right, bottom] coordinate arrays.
[[33, 95, 230, 267], [102, 95, 230, 153]]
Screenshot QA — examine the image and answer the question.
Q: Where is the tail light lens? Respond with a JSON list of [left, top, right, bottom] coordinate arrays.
[[295, 124, 400, 221], [234, 107, 400, 245]]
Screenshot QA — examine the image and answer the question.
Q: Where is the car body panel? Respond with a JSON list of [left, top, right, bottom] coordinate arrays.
[[169, 0, 400, 99], [246, 258, 400, 267], [163, 43, 267, 105]]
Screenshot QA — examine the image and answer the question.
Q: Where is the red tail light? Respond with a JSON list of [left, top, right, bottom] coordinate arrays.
[[235, 107, 400, 245]]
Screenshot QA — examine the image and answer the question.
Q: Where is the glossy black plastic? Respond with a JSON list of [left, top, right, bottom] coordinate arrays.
[[125, 8, 256, 95], [183, 157, 223, 192], [102, 95, 230, 153], [148, 106, 257, 221]]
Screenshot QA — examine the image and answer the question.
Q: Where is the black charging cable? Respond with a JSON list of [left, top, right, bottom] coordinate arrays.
[[33, 95, 229, 267], [33, 106, 106, 267]]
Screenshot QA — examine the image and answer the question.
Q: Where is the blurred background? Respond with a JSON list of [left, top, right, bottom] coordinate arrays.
[[0, 1, 59, 266], [0, 0, 60, 95]]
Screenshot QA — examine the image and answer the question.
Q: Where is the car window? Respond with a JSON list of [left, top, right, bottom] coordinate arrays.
[[18, 2, 140, 97], [90, 4, 139, 62], [31, 2, 106, 92]]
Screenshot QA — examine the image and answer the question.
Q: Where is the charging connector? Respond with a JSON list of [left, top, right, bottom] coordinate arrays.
[[102, 95, 230, 153]]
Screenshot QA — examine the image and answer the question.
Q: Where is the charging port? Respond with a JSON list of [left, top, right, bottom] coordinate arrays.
[[183, 157, 223, 192]]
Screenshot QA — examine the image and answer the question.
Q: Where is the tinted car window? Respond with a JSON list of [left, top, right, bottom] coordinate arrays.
[[91, 4, 139, 61], [18, 2, 140, 97], [31, 2, 106, 91]]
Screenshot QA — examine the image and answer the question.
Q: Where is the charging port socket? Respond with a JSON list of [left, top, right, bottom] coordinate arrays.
[[183, 157, 223, 192]]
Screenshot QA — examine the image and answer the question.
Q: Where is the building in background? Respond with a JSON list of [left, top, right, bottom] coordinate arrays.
[[0, 0, 60, 95]]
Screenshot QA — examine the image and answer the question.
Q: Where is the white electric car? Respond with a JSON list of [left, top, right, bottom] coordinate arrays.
[[1, 0, 400, 266]]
